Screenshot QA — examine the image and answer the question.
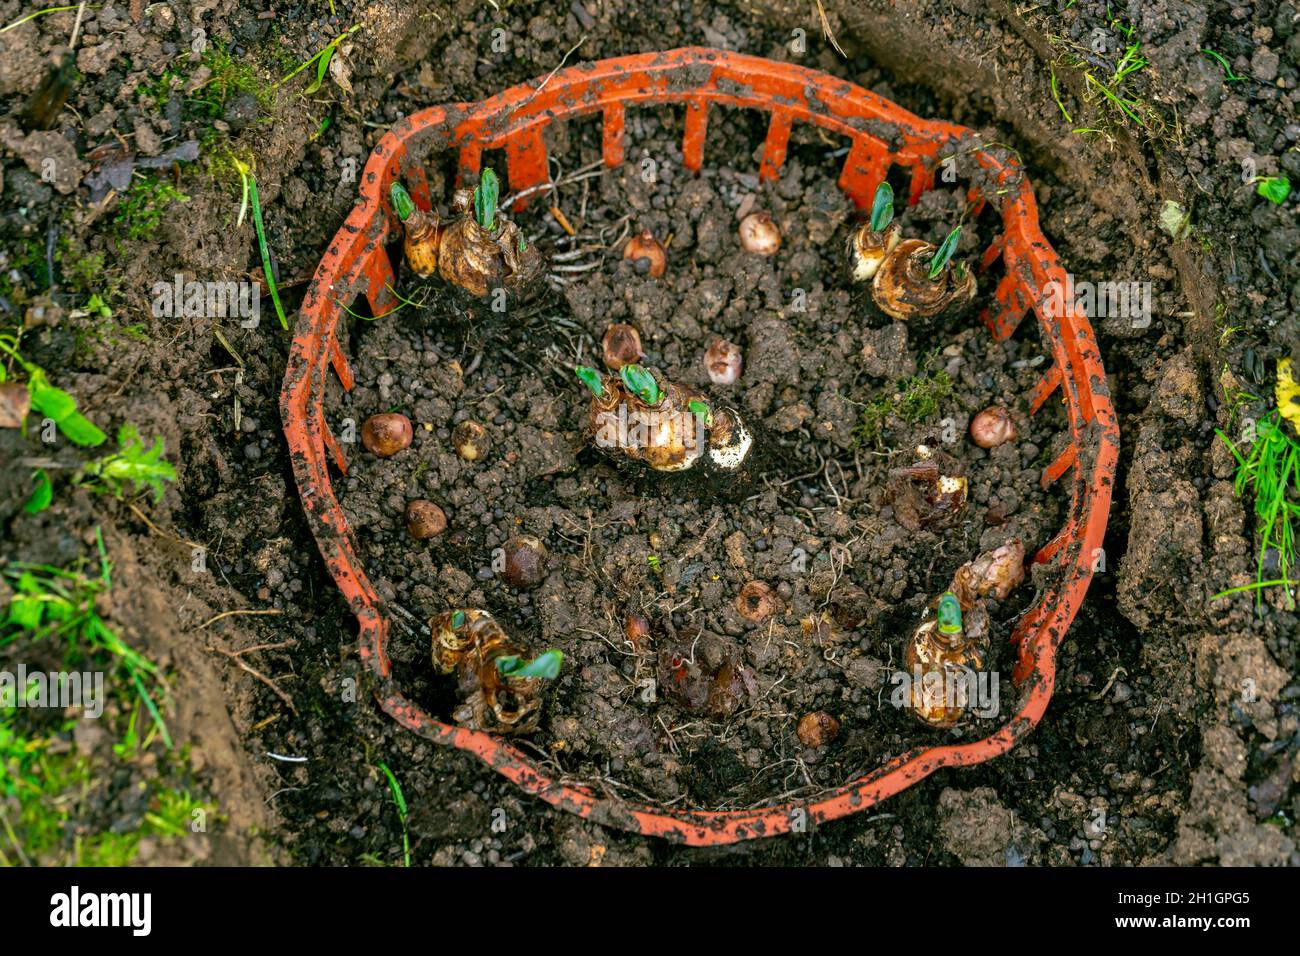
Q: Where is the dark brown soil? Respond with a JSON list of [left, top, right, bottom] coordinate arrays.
[[1, 0, 1296, 866]]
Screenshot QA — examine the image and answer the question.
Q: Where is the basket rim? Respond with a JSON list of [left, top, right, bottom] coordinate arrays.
[[280, 47, 1120, 845]]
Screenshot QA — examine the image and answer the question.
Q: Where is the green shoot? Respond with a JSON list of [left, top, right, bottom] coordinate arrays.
[[620, 364, 661, 406], [377, 762, 410, 868], [0, 340, 106, 447], [575, 365, 604, 397], [870, 181, 894, 232], [1216, 411, 1300, 610], [390, 182, 416, 222], [495, 649, 564, 680], [279, 24, 363, 89], [24, 469, 52, 514], [928, 226, 961, 279], [2, 529, 172, 747], [1049, 67, 1072, 123], [77, 424, 177, 502], [451, 609, 467, 629], [232, 158, 288, 331], [0, 5, 85, 35], [1256, 176, 1291, 205], [474, 169, 499, 232], [1200, 48, 1246, 83], [688, 399, 713, 426], [937, 592, 962, 634]]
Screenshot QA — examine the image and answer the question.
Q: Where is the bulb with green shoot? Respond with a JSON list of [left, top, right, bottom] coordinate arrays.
[[430, 608, 562, 734], [904, 588, 990, 729], [620, 364, 663, 407], [580, 359, 753, 475], [848, 181, 903, 282], [416, 166, 542, 298], [473, 168, 499, 232], [495, 650, 564, 680], [575, 365, 605, 398], [871, 222, 976, 322], [390, 181, 444, 278]]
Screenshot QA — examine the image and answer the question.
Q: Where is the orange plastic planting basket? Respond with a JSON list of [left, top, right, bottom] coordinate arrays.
[[281, 48, 1119, 845]]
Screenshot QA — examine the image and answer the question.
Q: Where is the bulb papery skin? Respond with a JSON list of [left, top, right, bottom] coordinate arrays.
[[430, 608, 552, 734], [587, 368, 705, 472], [871, 237, 976, 321], [705, 338, 743, 386], [584, 370, 753, 475], [903, 601, 990, 728], [602, 323, 644, 370], [402, 212, 445, 278], [436, 187, 543, 297], [950, 541, 1025, 608], [707, 408, 752, 472], [849, 221, 902, 282]]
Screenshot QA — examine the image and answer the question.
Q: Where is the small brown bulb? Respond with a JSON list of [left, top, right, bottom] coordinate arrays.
[[970, 405, 1018, 449], [452, 420, 489, 461], [704, 338, 743, 386], [624, 612, 651, 651], [362, 413, 413, 457], [797, 711, 841, 749], [735, 580, 779, 623], [738, 211, 781, 256], [502, 535, 548, 589], [405, 500, 447, 539], [602, 323, 644, 370], [623, 229, 667, 278]]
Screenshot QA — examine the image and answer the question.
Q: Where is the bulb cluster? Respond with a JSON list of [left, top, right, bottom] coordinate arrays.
[[849, 183, 976, 322], [391, 171, 543, 298]]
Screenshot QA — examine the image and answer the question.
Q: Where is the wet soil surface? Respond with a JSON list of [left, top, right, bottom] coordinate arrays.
[[0, 0, 1296, 865]]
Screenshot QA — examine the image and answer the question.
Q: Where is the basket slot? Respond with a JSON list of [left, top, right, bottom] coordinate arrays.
[[329, 333, 355, 391], [837, 137, 890, 209], [506, 127, 548, 212], [682, 99, 708, 173], [323, 419, 348, 474], [1040, 442, 1077, 489], [1028, 363, 1062, 414], [602, 103, 626, 167], [758, 108, 793, 182], [981, 271, 1033, 342], [363, 248, 398, 318], [966, 185, 986, 219]]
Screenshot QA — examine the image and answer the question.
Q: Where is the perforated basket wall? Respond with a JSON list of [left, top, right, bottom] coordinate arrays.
[[280, 48, 1120, 845]]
